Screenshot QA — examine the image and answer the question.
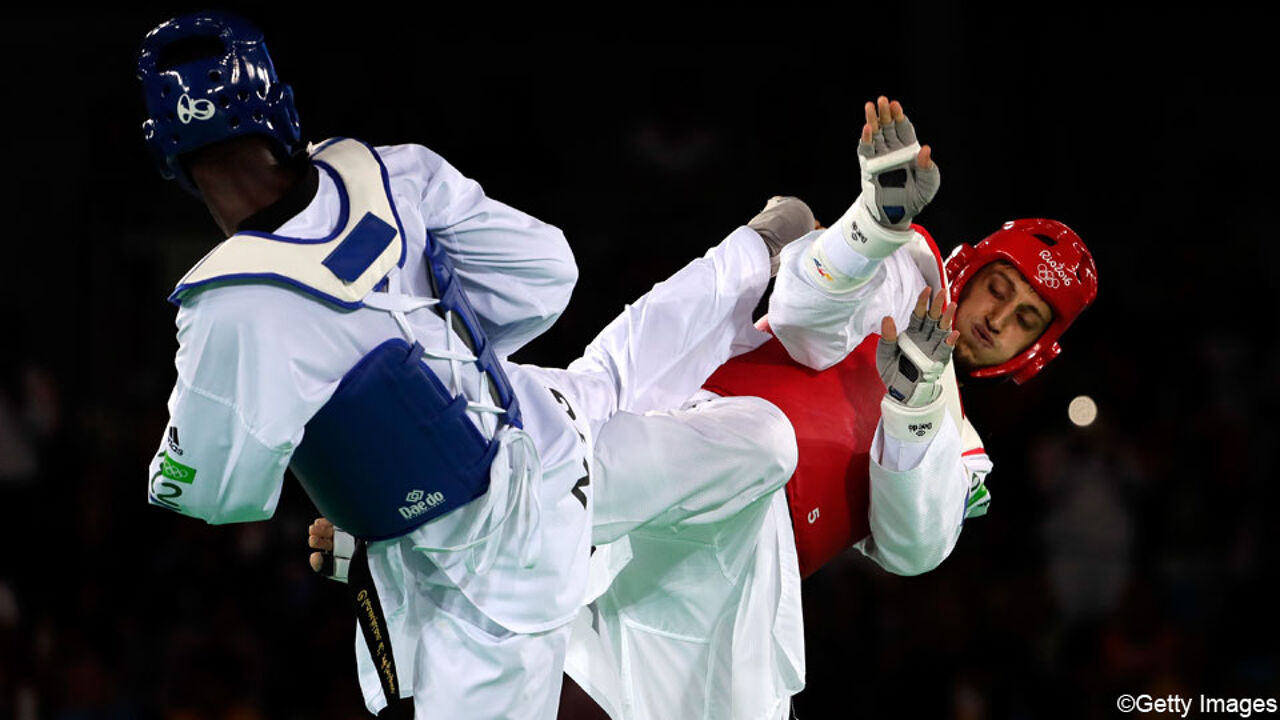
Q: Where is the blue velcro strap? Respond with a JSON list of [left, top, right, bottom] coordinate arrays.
[[289, 339, 497, 541], [424, 232, 523, 429], [322, 212, 398, 282]]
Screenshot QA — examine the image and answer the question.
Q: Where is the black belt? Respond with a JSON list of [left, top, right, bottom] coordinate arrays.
[[348, 539, 416, 719]]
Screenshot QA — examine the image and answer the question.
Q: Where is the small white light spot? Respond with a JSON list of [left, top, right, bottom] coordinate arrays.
[[1068, 395, 1097, 427]]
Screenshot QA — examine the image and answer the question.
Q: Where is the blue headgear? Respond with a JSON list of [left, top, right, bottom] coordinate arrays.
[[137, 13, 302, 190]]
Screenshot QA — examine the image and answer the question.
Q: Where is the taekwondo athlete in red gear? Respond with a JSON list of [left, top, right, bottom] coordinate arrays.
[[558, 97, 1098, 720], [139, 13, 803, 719]]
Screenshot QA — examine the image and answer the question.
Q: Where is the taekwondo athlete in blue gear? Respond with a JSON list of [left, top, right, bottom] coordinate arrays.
[[140, 12, 582, 718], [141, 12, 515, 549], [139, 13, 784, 719]]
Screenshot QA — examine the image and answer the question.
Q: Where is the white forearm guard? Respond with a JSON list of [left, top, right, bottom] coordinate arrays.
[[881, 362, 964, 443], [802, 198, 915, 292], [881, 392, 946, 444]]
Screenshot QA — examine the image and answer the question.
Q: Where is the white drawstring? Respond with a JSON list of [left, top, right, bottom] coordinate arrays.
[[409, 427, 543, 574]]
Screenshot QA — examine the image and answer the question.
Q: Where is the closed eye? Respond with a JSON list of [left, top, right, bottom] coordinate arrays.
[[1018, 309, 1047, 333]]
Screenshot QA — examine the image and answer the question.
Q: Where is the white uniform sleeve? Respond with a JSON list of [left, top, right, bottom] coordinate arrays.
[[146, 287, 340, 524], [853, 414, 993, 576], [768, 230, 927, 370], [146, 380, 291, 524], [383, 144, 578, 357]]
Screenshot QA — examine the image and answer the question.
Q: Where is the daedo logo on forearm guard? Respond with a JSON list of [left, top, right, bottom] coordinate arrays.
[[398, 489, 446, 520]]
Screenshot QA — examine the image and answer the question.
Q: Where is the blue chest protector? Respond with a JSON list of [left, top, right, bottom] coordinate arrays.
[[291, 229, 523, 540], [172, 138, 520, 540]]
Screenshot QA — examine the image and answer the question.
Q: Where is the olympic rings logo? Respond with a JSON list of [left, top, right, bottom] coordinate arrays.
[[1037, 264, 1060, 288]]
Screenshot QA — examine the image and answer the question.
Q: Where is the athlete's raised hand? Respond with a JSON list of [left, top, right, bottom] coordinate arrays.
[[857, 96, 940, 230], [877, 286, 957, 410]]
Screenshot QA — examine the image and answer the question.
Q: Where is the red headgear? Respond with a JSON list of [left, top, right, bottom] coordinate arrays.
[[945, 219, 1098, 384]]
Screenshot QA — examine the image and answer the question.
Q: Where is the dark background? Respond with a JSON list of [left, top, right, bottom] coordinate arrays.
[[2, 6, 1275, 719]]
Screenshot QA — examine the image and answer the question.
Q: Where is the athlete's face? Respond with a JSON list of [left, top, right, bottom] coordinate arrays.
[[953, 261, 1053, 371]]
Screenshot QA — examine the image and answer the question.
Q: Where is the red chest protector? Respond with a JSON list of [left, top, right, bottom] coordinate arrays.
[[703, 332, 884, 579]]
